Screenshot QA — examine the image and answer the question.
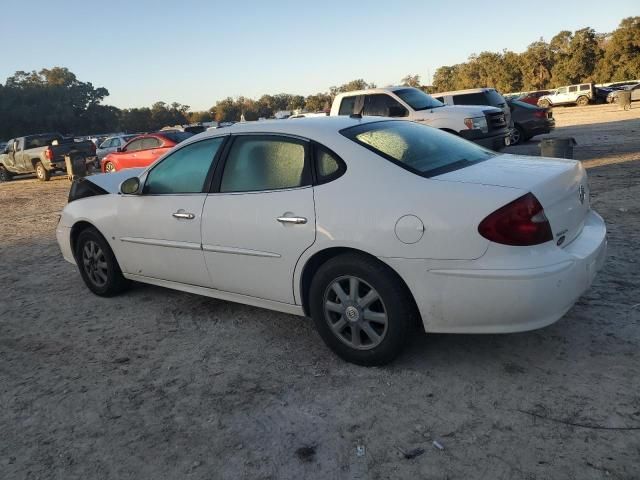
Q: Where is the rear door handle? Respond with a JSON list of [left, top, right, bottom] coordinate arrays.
[[277, 216, 307, 225], [173, 211, 195, 220]]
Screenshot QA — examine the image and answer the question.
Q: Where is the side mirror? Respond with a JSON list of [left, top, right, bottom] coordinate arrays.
[[120, 177, 141, 195], [116, 147, 123, 152]]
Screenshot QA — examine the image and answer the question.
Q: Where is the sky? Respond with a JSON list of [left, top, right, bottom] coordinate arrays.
[[0, 0, 637, 111]]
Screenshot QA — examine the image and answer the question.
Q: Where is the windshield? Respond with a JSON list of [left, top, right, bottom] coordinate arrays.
[[341, 120, 494, 178], [160, 131, 194, 144], [393, 88, 444, 111]]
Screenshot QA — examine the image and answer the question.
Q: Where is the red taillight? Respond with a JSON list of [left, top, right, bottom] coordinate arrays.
[[478, 193, 553, 246], [534, 110, 546, 118], [45, 147, 54, 160]]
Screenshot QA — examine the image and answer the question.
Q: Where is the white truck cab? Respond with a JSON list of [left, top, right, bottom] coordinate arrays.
[[330, 87, 510, 150]]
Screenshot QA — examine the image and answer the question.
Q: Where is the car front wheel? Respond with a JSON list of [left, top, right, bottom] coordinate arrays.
[[104, 162, 116, 173], [75, 227, 130, 296], [309, 253, 417, 366]]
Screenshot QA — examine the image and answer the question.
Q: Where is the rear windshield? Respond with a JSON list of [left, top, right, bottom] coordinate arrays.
[[393, 88, 444, 110], [341, 120, 494, 178], [160, 131, 194, 143], [25, 134, 63, 149]]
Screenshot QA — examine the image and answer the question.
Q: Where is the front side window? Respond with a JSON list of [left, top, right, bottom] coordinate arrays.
[[452, 93, 488, 106], [363, 94, 408, 117], [144, 137, 224, 194], [557, 87, 568, 94], [220, 136, 309, 193], [341, 120, 494, 178]]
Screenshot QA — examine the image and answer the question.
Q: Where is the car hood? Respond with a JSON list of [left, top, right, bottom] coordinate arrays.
[[86, 168, 144, 193]]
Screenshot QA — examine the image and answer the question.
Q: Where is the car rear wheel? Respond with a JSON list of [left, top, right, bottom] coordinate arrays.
[[309, 253, 417, 366], [576, 96, 589, 107], [35, 162, 51, 181], [511, 125, 525, 145], [75, 227, 130, 297], [0, 165, 12, 182], [104, 162, 116, 173]]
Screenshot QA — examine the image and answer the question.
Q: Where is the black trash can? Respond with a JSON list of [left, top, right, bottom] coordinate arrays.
[[65, 153, 88, 181], [617, 90, 632, 110], [539, 137, 577, 159]]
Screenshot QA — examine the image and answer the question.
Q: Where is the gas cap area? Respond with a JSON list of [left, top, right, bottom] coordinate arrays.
[[394, 215, 425, 244]]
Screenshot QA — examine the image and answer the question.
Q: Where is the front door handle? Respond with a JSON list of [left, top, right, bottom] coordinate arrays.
[[173, 211, 195, 220], [277, 216, 307, 225]]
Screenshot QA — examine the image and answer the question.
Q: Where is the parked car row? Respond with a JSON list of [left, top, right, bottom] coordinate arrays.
[[510, 80, 639, 109]]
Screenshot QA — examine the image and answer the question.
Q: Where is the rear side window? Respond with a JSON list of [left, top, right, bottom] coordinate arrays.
[[141, 138, 161, 149], [314, 144, 345, 184], [144, 138, 224, 194], [220, 136, 310, 193], [579, 84, 590, 91], [126, 139, 145, 151], [338, 96, 357, 115], [569, 86, 577, 93], [452, 93, 488, 106], [341, 120, 494, 178]]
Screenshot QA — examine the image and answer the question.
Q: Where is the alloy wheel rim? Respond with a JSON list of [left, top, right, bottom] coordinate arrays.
[[511, 128, 521, 144], [323, 275, 388, 350], [82, 240, 108, 287], [37, 166, 44, 178], [105, 163, 115, 173]]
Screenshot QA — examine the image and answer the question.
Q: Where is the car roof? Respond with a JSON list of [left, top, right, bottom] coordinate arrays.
[[333, 86, 418, 98], [187, 116, 388, 144], [432, 87, 496, 96]]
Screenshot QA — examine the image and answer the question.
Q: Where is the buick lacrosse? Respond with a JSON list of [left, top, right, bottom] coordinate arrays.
[[57, 117, 606, 365]]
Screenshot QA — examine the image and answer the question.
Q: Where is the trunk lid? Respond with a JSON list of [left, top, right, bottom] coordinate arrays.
[[434, 154, 590, 246]]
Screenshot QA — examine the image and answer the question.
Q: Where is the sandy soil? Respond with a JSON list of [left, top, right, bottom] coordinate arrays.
[[1, 105, 640, 479]]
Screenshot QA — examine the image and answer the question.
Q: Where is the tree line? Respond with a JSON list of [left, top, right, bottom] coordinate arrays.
[[0, 17, 637, 139]]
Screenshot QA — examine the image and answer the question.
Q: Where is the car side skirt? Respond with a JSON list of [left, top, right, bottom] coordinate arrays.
[[124, 273, 306, 317]]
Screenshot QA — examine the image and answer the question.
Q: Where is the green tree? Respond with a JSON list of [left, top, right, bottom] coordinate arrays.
[[595, 16, 640, 81], [401, 74, 421, 87]]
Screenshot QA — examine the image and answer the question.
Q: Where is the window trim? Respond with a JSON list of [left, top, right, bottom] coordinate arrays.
[[211, 133, 312, 194], [141, 136, 229, 196]]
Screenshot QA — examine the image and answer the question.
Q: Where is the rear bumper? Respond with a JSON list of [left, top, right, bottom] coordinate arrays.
[[384, 210, 606, 333]]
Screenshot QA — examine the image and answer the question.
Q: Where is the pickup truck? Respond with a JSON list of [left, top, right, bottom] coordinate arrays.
[[330, 87, 511, 151], [0, 133, 96, 182]]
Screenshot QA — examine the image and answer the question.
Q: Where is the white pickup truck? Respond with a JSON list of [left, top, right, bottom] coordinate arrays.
[[330, 87, 510, 150]]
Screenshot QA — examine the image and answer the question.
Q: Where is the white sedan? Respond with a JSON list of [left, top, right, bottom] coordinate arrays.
[[56, 116, 606, 365]]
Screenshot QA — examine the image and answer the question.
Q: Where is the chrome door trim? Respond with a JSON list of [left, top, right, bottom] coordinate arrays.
[[120, 237, 202, 250], [202, 244, 281, 258]]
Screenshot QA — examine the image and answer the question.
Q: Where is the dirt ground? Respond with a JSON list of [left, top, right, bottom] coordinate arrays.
[[1, 104, 639, 480]]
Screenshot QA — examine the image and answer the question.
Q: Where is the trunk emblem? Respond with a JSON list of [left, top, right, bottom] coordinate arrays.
[[578, 185, 586, 205]]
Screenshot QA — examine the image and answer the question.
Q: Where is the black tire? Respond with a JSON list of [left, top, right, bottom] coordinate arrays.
[[309, 253, 417, 366], [75, 227, 130, 297], [576, 96, 589, 107], [35, 161, 51, 181], [511, 125, 525, 145], [0, 165, 12, 182]]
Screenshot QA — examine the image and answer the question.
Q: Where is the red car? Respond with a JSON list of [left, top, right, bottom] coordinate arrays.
[[517, 90, 552, 106], [101, 131, 193, 173]]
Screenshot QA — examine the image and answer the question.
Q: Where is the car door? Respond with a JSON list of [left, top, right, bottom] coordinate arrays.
[[15, 138, 30, 172], [201, 134, 316, 304], [118, 138, 145, 167], [554, 87, 568, 104], [113, 136, 226, 286]]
